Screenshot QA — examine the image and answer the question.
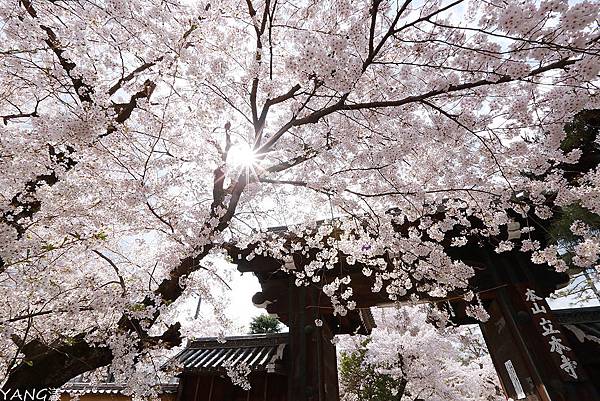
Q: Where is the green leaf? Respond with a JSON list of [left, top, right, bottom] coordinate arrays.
[[42, 243, 56, 251], [63, 337, 76, 346], [130, 303, 146, 312], [94, 231, 108, 241]]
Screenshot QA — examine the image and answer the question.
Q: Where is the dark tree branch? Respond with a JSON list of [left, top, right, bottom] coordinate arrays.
[[2, 109, 38, 125], [20, 0, 94, 104], [3, 321, 182, 390], [92, 250, 127, 296], [108, 60, 161, 96]]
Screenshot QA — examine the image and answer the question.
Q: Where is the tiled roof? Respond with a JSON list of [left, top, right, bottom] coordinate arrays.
[[359, 308, 376, 332], [176, 333, 288, 374], [554, 306, 600, 342], [555, 306, 600, 325], [60, 382, 178, 395], [60, 367, 178, 395]]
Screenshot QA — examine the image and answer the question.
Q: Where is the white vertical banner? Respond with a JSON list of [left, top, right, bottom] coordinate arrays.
[[504, 359, 526, 400]]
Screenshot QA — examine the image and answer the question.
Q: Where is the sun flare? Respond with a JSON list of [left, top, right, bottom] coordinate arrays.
[[229, 143, 259, 168]]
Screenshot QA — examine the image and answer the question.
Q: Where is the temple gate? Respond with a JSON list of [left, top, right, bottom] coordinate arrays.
[[228, 223, 600, 401]]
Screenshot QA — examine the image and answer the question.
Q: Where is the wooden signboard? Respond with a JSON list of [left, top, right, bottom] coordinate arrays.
[[481, 283, 599, 401], [481, 297, 545, 401]]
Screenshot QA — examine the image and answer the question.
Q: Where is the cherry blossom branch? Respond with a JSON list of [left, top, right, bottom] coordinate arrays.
[[428, 20, 600, 58], [2, 321, 182, 390], [146, 201, 175, 234], [246, 0, 270, 132], [267, 0, 277, 79], [5, 307, 94, 323], [419, 99, 518, 195], [1, 107, 39, 125], [20, 0, 94, 104], [92, 250, 127, 296], [342, 58, 577, 112], [259, 178, 502, 198], [108, 59, 161, 96], [391, 0, 465, 35], [265, 56, 577, 147], [201, 82, 253, 124], [1, 5, 159, 251], [331, 164, 394, 176], [254, 84, 302, 148], [367, 0, 383, 57]]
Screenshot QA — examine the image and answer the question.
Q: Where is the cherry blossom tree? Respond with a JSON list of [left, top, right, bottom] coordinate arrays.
[[338, 306, 503, 401], [0, 0, 599, 392]]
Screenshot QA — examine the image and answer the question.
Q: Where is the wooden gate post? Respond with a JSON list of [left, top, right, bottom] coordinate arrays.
[[478, 253, 599, 401], [287, 278, 340, 401]]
